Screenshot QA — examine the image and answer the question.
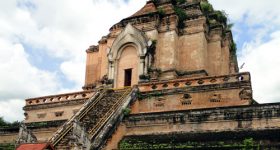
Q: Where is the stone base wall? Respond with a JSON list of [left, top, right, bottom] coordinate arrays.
[[104, 103, 280, 149], [0, 132, 18, 144], [133, 72, 252, 113]]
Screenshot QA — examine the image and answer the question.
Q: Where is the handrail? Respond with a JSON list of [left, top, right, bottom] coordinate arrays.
[[50, 87, 132, 147], [50, 89, 108, 146]]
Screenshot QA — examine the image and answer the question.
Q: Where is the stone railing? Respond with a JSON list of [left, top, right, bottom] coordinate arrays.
[[25, 90, 95, 106], [138, 72, 251, 92], [50, 88, 134, 149]]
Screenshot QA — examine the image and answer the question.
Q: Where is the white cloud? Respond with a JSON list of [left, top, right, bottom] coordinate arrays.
[[209, 0, 280, 103], [0, 0, 146, 122], [1, 0, 280, 122], [0, 38, 61, 122], [0, 39, 62, 97], [239, 31, 280, 103], [20, 0, 146, 85], [60, 60, 85, 89], [0, 99, 25, 122], [209, 0, 280, 25]]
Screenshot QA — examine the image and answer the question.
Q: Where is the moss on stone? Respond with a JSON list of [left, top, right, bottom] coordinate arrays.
[[119, 138, 261, 150]]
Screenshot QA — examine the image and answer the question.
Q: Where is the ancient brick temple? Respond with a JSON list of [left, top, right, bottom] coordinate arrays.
[[1, 0, 280, 149]]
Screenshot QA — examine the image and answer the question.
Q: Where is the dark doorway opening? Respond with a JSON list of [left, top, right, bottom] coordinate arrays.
[[124, 68, 132, 86]]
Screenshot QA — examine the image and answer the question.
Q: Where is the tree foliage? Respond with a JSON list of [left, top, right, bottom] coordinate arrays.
[[0, 117, 20, 128], [200, 1, 213, 13]]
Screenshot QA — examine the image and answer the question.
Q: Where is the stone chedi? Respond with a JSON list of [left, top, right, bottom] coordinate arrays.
[[1, 0, 280, 149]]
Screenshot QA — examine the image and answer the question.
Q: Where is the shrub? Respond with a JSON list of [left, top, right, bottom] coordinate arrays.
[[200, 1, 213, 13], [227, 23, 234, 30], [243, 138, 254, 150], [230, 41, 237, 53], [215, 10, 228, 23], [177, 0, 186, 4], [123, 108, 131, 116], [174, 7, 187, 29], [157, 7, 166, 19], [152, 0, 159, 5], [139, 74, 150, 80]]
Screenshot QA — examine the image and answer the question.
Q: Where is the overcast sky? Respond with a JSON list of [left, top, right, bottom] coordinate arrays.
[[0, 0, 279, 122]]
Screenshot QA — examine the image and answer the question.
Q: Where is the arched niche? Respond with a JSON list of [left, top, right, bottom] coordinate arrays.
[[115, 44, 139, 88], [107, 24, 150, 88]]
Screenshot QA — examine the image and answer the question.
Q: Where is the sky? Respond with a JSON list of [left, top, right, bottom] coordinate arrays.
[[0, 0, 279, 122]]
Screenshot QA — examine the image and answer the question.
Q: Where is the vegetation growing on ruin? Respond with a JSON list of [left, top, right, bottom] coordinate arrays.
[[230, 41, 238, 67], [136, 91, 144, 100], [213, 10, 228, 24], [151, 91, 164, 97], [227, 23, 234, 30], [172, 0, 188, 30], [154, 0, 188, 29], [119, 138, 260, 150], [200, 1, 229, 26], [174, 6, 188, 29], [123, 108, 131, 116], [171, 0, 186, 5], [200, 1, 213, 13], [176, 0, 186, 5], [139, 74, 150, 80], [230, 41, 237, 53], [151, 0, 159, 5], [0, 143, 15, 150], [157, 7, 166, 19]]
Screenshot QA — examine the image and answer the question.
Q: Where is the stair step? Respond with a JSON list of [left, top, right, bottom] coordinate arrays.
[[50, 88, 132, 149]]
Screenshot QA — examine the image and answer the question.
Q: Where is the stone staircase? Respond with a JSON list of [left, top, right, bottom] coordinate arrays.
[[49, 87, 136, 150]]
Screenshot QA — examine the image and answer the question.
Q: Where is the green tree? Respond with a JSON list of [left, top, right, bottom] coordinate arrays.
[[0, 117, 21, 128], [0, 117, 9, 127]]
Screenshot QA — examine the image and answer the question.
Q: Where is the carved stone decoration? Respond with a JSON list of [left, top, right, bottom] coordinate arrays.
[[173, 82, 180, 87], [185, 81, 192, 86], [162, 83, 168, 88], [223, 76, 230, 82], [108, 23, 149, 85], [37, 113, 46, 118], [181, 94, 192, 105], [154, 97, 165, 107], [24, 112, 28, 120], [239, 88, 252, 100], [68, 119, 91, 150], [99, 75, 113, 87], [197, 80, 204, 85], [150, 70, 160, 81], [210, 78, 217, 83], [209, 93, 221, 102], [151, 84, 158, 90], [16, 123, 37, 145]]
